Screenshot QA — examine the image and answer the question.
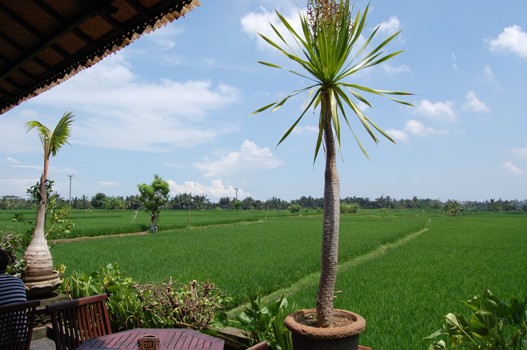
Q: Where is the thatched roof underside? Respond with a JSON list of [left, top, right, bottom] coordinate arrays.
[[0, 0, 200, 115]]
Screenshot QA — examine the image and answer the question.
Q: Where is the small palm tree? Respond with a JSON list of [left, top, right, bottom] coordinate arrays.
[[23, 111, 74, 294], [252, 0, 411, 327]]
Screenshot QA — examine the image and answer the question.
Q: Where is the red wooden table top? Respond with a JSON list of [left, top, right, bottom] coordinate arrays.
[[76, 328, 224, 350]]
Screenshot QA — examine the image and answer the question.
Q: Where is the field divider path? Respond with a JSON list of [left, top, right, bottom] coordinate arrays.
[[227, 227, 429, 317]]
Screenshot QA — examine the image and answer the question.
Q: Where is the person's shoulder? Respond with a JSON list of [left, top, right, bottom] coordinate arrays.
[[0, 273, 24, 283]]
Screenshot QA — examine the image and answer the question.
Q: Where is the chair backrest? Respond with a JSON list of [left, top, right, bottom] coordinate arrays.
[[47, 294, 112, 350], [0, 299, 40, 350], [247, 341, 269, 350]]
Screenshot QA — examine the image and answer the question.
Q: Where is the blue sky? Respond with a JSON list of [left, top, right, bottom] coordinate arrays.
[[1, 0, 526, 202]]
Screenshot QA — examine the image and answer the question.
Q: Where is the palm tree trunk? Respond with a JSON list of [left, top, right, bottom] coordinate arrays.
[[316, 91, 340, 327], [23, 175, 54, 277]]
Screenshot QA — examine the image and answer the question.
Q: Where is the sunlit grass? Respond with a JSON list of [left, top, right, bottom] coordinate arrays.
[[15, 208, 526, 348], [285, 214, 527, 349], [50, 212, 428, 307]]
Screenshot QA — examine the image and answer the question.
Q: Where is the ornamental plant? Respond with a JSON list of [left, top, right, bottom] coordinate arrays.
[[24, 112, 74, 283], [252, 0, 411, 327]]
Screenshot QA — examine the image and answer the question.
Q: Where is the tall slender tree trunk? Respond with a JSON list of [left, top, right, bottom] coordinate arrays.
[[316, 90, 340, 327]]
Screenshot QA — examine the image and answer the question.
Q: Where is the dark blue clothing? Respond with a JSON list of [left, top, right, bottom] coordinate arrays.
[[0, 274, 27, 306]]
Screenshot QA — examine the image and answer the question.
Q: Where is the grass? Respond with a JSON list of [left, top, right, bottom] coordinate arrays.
[[49, 211, 428, 306], [1, 208, 309, 239], [321, 214, 527, 349], [3, 208, 526, 348]]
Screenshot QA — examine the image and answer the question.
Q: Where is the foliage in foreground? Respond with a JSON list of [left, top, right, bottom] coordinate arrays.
[[426, 289, 527, 349], [226, 295, 294, 350], [0, 231, 26, 274], [60, 263, 230, 332]]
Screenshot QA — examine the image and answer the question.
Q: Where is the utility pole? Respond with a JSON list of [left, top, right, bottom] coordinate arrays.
[[68, 175, 73, 205], [187, 193, 192, 228], [235, 188, 238, 201]]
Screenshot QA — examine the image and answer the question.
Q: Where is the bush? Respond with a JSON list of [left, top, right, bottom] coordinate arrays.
[[136, 278, 231, 330], [288, 204, 301, 213], [341, 203, 359, 214], [60, 263, 230, 331]]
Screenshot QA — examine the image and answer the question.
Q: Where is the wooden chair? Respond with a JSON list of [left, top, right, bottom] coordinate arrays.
[[247, 341, 269, 350], [0, 299, 40, 350], [47, 294, 112, 350]]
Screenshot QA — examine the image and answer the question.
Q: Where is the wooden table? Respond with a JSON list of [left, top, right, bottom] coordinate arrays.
[[76, 328, 224, 350]]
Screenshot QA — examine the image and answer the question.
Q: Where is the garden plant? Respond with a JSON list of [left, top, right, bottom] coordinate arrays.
[[252, 0, 412, 331], [23, 111, 74, 296]]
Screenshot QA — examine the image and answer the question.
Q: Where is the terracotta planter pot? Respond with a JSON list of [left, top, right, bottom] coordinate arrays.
[[285, 309, 366, 350]]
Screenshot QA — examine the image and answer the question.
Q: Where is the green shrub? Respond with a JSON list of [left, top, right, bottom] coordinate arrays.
[[288, 205, 301, 213], [425, 289, 527, 349], [136, 278, 231, 330], [341, 203, 359, 214], [60, 263, 230, 331]]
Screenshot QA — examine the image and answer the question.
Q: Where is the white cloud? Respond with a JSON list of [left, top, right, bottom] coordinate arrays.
[[5, 157, 20, 165], [30, 57, 241, 152], [386, 129, 408, 143], [194, 140, 283, 178], [463, 91, 490, 113], [483, 65, 494, 80], [413, 100, 456, 122], [510, 147, 527, 159], [451, 53, 458, 70], [241, 6, 303, 51], [383, 64, 411, 75], [377, 16, 401, 36], [488, 25, 527, 58], [404, 120, 448, 137], [167, 179, 247, 200], [146, 25, 186, 51], [291, 125, 318, 135], [479, 65, 500, 90], [502, 161, 524, 175]]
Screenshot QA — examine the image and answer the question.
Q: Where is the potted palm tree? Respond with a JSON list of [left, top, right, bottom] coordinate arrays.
[[252, 1, 411, 348], [23, 111, 74, 297]]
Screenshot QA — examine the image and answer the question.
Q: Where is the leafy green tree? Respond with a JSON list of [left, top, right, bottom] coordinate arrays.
[[241, 197, 256, 210], [444, 199, 461, 216], [91, 192, 107, 209], [252, 0, 411, 326], [218, 197, 233, 210], [289, 204, 301, 213], [23, 111, 74, 287], [137, 174, 170, 232], [103, 196, 125, 210], [124, 195, 142, 210]]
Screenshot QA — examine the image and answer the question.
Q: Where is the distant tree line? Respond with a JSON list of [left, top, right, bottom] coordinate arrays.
[[1, 193, 526, 212]]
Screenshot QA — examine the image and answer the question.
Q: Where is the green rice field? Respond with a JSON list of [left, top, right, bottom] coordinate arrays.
[[2, 209, 526, 348]]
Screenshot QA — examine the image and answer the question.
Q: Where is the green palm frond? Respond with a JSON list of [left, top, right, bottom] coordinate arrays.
[[251, 0, 412, 159], [26, 111, 75, 160]]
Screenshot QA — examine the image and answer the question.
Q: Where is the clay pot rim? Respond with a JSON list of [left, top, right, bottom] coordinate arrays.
[[285, 308, 366, 339]]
